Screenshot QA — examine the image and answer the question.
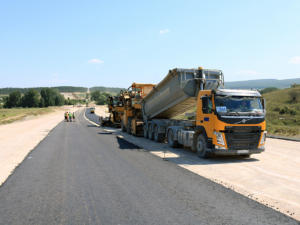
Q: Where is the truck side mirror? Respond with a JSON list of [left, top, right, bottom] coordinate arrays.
[[262, 98, 266, 111]]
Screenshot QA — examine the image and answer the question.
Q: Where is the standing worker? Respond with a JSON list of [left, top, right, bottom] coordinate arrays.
[[64, 112, 68, 121], [72, 112, 75, 121], [69, 112, 72, 122]]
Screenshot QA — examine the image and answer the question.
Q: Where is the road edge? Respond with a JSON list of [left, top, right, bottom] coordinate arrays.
[[0, 118, 64, 188]]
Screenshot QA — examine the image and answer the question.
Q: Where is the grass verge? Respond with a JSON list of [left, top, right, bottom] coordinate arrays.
[[0, 108, 55, 125]]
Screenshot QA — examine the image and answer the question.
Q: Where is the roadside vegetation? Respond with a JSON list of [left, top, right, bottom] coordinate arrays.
[[0, 86, 87, 95], [90, 86, 124, 95], [0, 87, 88, 125], [263, 84, 300, 137], [90, 90, 110, 105], [0, 107, 54, 125], [3, 88, 65, 108]]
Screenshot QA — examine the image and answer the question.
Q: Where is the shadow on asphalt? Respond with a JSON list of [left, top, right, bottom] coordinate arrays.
[[116, 136, 141, 150], [98, 132, 113, 135], [87, 124, 98, 128], [113, 132, 261, 164], [164, 154, 259, 165]]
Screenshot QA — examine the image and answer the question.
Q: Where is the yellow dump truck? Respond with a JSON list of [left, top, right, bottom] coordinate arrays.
[[141, 67, 266, 158]]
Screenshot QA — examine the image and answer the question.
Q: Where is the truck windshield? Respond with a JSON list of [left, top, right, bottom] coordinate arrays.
[[215, 96, 264, 115]]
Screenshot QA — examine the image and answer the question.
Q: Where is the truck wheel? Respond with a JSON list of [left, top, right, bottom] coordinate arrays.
[[121, 121, 126, 132], [148, 125, 154, 140], [127, 118, 132, 134], [143, 126, 148, 138], [167, 129, 178, 147], [154, 126, 161, 142], [196, 134, 209, 158]]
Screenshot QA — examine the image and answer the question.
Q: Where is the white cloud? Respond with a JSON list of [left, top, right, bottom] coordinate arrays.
[[289, 56, 300, 64], [159, 29, 170, 34], [88, 58, 104, 64]]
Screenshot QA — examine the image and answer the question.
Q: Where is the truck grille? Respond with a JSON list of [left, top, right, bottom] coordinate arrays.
[[224, 126, 261, 150]]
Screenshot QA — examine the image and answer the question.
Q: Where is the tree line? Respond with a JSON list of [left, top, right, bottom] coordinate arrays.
[[90, 90, 110, 105], [0, 86, 87, 95], [90, 86, 124, 94], [3, 88, 67, 108]]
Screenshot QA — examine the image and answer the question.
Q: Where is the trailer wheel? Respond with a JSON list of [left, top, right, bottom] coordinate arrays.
[[148, 125, 154, 140], [143, 126, 148, 138], [167, 129, 178, 147], [196, 134, 209, 158], [154, 126, 164, 142]]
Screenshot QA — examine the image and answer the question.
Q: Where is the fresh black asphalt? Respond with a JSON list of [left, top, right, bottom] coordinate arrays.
[[0, 109, 298, 225]]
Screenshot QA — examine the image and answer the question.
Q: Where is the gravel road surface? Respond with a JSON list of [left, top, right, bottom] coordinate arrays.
[[0, 109, 298, 225]]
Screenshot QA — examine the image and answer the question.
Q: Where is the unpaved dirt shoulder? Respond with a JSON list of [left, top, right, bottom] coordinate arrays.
[[92, 106, 300, 221], [94, 105, 110, 118], [0, 107, 79, 186]]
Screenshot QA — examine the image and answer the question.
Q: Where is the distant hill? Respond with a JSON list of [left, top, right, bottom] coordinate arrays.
[[262, 84, 300, 137], [2, 77, 300, 95], [225, 78, 300, 89], [0, 86, 87, 95], [90, 86, 124, 94]]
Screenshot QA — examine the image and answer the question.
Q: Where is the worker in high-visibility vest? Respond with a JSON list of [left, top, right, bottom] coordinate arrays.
[[69, 112, 72, 122]]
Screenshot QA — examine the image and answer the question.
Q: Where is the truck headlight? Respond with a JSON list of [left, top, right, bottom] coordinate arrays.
[[260, 131, 267, 145], [214, 131, 225, 146]]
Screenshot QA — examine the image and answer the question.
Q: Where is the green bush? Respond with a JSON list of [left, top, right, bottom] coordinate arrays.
[[4, 91, 22, 108], [40, 88, 65, 107], [260, 87, 279, 94], [91, 91, 110, 105], [21, 90, 40, 107]]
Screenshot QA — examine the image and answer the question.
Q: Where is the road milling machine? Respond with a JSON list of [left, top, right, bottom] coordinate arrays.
[[120, 83, 155, 136]]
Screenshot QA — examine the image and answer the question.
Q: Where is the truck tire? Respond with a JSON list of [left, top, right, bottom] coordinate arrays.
[[127, 118, 132, 134], [143, 126, 148, 138], [195, 134, 209, 158], [167, 129, 178, 147], [154, 126, 164, 142], [148, 125, 154, 140], [121, 121, 126, 132]]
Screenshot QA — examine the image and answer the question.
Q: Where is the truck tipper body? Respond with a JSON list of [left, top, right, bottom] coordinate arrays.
[[141, 67, 266, 157]]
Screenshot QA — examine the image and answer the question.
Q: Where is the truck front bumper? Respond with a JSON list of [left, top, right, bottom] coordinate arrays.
[[209, 146, 265, 156]]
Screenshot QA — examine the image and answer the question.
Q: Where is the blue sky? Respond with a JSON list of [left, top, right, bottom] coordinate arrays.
[[0, 0, 300, 88]]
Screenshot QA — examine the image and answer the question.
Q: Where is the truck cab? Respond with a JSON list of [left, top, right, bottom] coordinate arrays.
[[194, 89, 266, 157]]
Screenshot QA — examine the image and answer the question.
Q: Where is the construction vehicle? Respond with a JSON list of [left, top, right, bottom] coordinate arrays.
[[90, 107, 95, 114], [121, 83, 155, 136], [100, 95, 124, 127], [141, 67, 266, 157]]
